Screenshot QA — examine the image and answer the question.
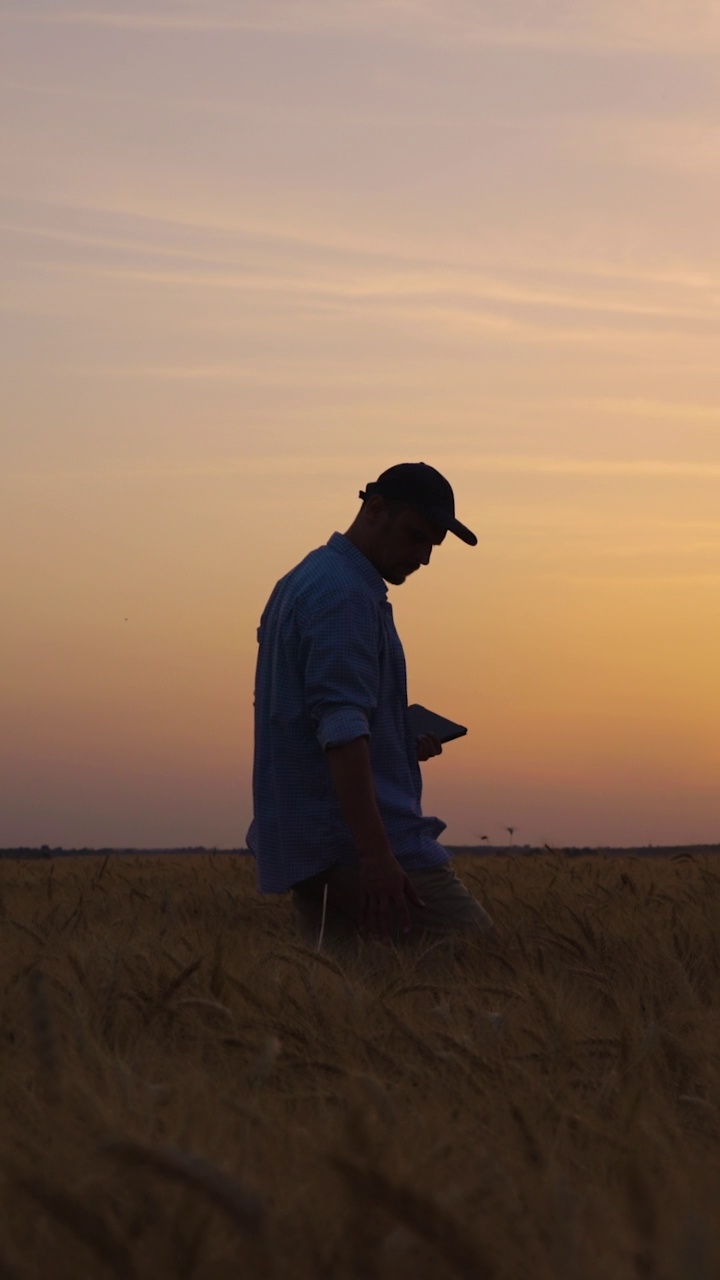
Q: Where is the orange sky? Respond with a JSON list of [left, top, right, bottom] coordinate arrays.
[[2, 2, 719, 849]]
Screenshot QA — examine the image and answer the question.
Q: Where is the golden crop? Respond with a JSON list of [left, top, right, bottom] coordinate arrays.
[[1, 851, 720, 1278]]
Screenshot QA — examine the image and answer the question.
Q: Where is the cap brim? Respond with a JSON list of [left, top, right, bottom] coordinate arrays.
[[447, 517, 478, 547], [424, 505, 477, 546]]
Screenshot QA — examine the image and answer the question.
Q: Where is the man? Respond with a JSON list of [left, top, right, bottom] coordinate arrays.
[[246, 461, 494, 945]]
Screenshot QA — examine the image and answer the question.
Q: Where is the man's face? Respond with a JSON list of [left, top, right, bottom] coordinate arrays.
[[371, 502, 446, 585]]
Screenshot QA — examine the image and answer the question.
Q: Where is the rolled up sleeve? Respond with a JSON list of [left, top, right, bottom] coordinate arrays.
[[299, 595, 379, 751], [315, 706, 370, 751]]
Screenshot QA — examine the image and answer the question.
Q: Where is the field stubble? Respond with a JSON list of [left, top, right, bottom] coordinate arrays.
[[1, 852, 720, 1278]]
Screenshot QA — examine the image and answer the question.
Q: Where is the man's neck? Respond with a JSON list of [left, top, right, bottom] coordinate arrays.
[[340, 526, 386, 584]]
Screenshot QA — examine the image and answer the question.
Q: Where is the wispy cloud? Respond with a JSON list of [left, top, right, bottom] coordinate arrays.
[[8, 454, 720, 484], [568, 398, 720, 422], [7, 230, 715, 343], [6, 197, 718, 299], [4, 0, 720, 53], [548, 113, 720, 178], [59, 261, 700, 324], [64, 363, 264, 380], [542, 571, 720, 587], [457, 456, 720, 477]]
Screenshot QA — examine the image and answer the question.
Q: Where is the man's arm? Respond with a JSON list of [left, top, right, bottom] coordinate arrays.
[[325, 736, 423, 940]]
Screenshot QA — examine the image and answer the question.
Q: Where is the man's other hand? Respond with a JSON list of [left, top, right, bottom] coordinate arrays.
[[360, 852, 424, 941], [416, 732, 443, 762]]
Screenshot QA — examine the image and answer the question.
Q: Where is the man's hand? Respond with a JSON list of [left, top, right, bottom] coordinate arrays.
[[416, 732, 443, 762], [324, 736, 425, 940], [360, 851, 424, 941]]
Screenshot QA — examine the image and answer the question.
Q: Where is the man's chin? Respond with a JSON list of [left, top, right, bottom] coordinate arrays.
[[383, 568, 407, 585]]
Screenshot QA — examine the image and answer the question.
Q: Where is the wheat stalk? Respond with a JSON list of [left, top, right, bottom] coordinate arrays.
[[27, 968, 60, 1104], [158, 956, 203, 1004], [13, 1175, 135, 1280], [317, 880, 329, 950], [172, 996, 235, 1023], [105, 1140, 263, 1234], [334, 1157, 495, 1279]]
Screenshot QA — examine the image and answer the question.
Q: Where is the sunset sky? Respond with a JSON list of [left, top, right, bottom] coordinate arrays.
[[2, 0, 719, 851]]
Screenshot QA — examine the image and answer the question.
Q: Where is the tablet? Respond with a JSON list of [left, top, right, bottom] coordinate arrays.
[[407, 703, 467, 744]]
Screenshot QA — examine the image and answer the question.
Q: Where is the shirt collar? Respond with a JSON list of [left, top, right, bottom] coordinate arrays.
[[327, 532, 388, 600]]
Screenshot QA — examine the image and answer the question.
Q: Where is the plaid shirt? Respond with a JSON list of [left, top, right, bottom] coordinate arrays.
[[246, 532, 448, 892]]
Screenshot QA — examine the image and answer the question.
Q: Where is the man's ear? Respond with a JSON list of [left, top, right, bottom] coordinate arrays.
[[363, 495, 387, 524]]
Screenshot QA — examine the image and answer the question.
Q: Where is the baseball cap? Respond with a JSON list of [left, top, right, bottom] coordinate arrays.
[[359, 462, 478, 547]]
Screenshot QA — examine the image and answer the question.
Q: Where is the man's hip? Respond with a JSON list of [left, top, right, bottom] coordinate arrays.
[[291, 860, 494, 946]]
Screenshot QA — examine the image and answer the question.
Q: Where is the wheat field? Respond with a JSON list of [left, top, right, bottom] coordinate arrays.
[[1, 851, 720, 1279]]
